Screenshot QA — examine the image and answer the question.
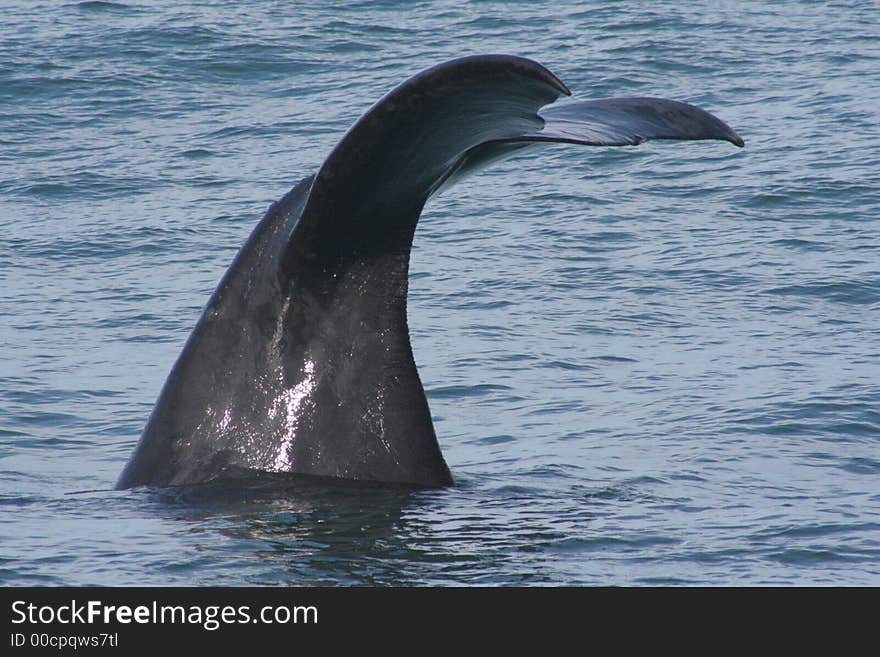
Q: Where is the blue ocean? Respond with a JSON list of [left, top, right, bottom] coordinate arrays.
[[1, 0, 879, 585]]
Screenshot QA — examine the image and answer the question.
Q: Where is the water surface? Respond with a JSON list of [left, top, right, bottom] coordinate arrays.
[[1, 0, 879, 585]]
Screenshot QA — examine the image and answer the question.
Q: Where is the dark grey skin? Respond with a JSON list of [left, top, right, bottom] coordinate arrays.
[[116, 55, 743, 489]]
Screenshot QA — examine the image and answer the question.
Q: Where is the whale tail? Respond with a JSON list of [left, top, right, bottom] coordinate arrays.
[[116, 55, 742, 489]]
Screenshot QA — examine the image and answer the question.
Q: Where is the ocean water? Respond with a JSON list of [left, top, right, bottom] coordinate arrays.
[[1, 0, 879, 586]]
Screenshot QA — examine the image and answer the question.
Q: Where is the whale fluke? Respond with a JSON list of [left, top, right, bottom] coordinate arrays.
[[117, 55, 742, 489]]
